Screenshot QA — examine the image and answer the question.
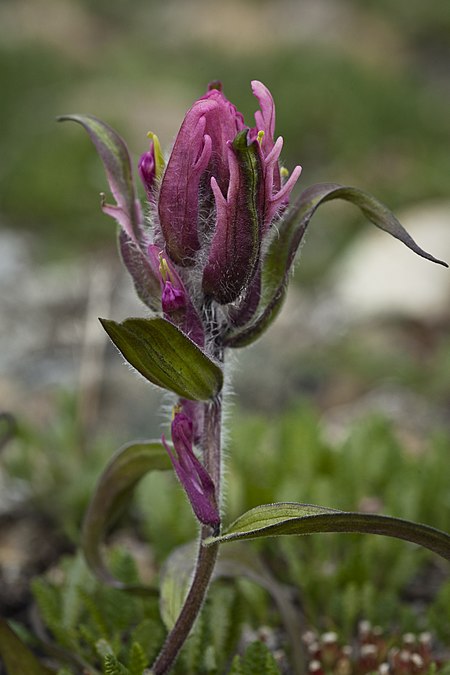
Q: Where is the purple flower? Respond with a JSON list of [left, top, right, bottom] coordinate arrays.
[[138, 132, 164, 199], [158, 99, 216, 265], [138, 146, 156, 197], [147, 244, 205, 346], [82, 81, 302, 332], [68, 82, 309, 359], [162, 410, 220, 528], [155, 80, 301, 304]]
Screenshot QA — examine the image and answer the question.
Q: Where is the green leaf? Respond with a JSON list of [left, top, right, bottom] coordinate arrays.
[[230, 641, 281, 675], [225, 182, 448, 347], [102, 654, 129, 675], [127, 642, 148, 675], [0, 619, 53, 675], [82, 440, 171, 590], [100, 317, 223, 400], [205, 502, 450, 561], [158, 542, 197, 630], [58, 114, 142, 243]]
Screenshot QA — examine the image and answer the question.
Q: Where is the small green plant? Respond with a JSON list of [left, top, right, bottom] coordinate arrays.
[[1, 393, 116, 542], [1, 80, 449, 674]]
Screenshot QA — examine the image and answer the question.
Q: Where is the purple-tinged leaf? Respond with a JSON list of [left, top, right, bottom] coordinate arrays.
[[224, 183, 448, 348], [205, 502, 450, 561], [228, 266, 262, 328], [82, 440, 171, 590], [100, 317, 223, 400], [118, 230, 161, 310], [202, 130, 262, 304], [58, 114, 143, 244]]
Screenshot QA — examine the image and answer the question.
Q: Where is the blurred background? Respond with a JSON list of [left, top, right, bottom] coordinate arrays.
[[0, 0, 449, 662]]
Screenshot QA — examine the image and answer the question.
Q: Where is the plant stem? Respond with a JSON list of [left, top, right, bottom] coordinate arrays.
[[151, 535, 219, 674], [151, 397, 222, 674]]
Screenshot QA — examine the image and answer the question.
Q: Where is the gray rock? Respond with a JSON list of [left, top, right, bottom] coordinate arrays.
[[329, 201, 450, 322], [0, 229, 162, 437]]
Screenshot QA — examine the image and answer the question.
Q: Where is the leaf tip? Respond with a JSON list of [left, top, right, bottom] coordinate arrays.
[[99, 317, 117, 336]]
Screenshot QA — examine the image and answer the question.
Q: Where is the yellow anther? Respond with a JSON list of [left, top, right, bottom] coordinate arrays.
[[280, 166, 289, 179], [158, 254, 170, 280], [172, 403, 182, 419], [147, 131, 165, 180], [257, 130, 265, 145]]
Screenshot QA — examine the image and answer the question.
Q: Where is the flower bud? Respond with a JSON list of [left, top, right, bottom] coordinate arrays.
[[162, 410, 220, 527], [147, 244, 205, 346], [138, 132, 165, 199]]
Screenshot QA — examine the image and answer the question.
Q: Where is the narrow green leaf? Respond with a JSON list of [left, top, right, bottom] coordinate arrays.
[[225, 183, 448, 347], [100, 317, 223, 400], [128, 641, 148, 675], [205, 502, 450, 561], [82, 440, 171, 590], [58, 113, 141, 242], [0, 619, 53, 675], [159, 542, 197, 630], [236, 641, 282, 675]]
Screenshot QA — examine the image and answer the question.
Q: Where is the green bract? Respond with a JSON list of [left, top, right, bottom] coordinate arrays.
[[82, 440, 171, 590], [224, 183, 449, 347], [100, 317, 223, 400]]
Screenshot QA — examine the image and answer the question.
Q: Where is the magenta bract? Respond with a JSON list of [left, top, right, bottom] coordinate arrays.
[[157, 80, 301, 286], [158, 99, 216, 265], [162, 411, 220, 527]]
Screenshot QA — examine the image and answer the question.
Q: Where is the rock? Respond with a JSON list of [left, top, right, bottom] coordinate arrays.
[[329, 201, 450, 322], [0, 229, 162, 436]]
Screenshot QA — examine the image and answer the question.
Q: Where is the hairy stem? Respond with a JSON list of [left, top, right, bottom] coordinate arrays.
[[151, 396, 222, 674]]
